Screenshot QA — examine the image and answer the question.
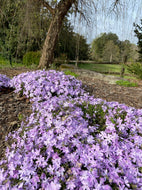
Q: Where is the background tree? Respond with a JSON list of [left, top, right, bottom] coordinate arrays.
[[134, 19, 142, 61], [55, 28, 89, 60], [90, 32, 120, 61], [0, 0, 20, 60], [0, 0, 50, 61], [102, 40, 120, 62], [119, 40, 131, 62], [90, 32, 137, 63], [129, 44, 139, 62]]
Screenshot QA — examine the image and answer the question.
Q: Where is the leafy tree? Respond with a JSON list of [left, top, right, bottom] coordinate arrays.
[[129, 44, 139, 62], [103, 40, 120, 62], [90, 32, 120, 61], [55, 17, 76, 60], [0, 0, 50, 60], [134, 19, 142, 61], [91, 33, 137, 63], [55, 27, 89, 60], [0, 0, 20, 59], [119, 40, 131, 62], [77, 34, 89, 60]]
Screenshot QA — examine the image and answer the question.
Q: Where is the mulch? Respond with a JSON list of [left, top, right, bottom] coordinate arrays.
[[77, 76, 142, 109]]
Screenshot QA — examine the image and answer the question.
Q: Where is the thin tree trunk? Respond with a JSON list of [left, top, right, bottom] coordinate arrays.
[[38, 0, 75, 69], [110, 53, 112, 63]]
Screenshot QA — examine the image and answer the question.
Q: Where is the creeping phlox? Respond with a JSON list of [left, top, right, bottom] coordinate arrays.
[[9, 70, 85, 102], [0, 70, 142, 190], [0, 74, 10, 91]]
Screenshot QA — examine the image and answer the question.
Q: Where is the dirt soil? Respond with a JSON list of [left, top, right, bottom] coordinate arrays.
[[0, 67, 142, 160]]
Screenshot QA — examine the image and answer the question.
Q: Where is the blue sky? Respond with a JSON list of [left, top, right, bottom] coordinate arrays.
[[72, 0, 142, 44]]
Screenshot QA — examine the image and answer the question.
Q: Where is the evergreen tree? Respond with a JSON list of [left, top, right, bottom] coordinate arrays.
[[91, 33, 120, 61], [134, 20, 142, 61]]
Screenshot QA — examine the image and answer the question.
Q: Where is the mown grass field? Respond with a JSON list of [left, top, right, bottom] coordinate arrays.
[[78, 62, 129, 74], [75, 62, 138, 80]]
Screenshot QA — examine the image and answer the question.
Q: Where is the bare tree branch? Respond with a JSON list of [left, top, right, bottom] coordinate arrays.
[[111, 0, 121, 13], [114, 0, 120, 7]]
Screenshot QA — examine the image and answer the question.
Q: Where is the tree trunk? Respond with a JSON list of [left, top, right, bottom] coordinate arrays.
[[38, 0, 75, 69], [110, 53, 112, 63]]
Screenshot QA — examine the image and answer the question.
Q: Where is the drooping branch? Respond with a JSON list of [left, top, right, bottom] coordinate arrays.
[[111, 0, 121, 13], [114, 0, 120, 7]]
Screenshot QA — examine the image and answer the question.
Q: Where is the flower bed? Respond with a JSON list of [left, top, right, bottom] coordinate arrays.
[[0, 70, 142, 189], [0, 74, 10, 91]]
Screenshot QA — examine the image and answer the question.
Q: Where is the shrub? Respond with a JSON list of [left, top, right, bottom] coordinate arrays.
[[23, 51, 41, 66], [64, 70, 78, 78], [127, 62, 142, 79], [116, 80, 138, 87]]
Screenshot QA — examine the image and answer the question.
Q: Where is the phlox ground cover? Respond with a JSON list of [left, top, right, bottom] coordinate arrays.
[[0, 74, 11, 90], [0, 70, 142, 190]]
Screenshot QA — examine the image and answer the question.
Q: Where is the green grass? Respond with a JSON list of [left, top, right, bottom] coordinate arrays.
[[0, 56, 23, 68], [0, 55, 37, 69], [64, 70, 79, 78], [110, 74, 137, 80], [78, 62, 129, 74], [116, 80, 138, 87]]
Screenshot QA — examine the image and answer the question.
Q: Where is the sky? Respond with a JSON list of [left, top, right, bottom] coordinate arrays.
[[71, 0, 142, 45]]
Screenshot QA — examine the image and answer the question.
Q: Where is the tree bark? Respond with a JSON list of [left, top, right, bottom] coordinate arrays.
[[38, 0, 75, 69], [110, 53, 113, 63]]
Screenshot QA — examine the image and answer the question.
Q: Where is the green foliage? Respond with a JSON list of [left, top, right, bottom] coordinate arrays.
[[0, 55, 24, 68], [134, 20, 142, 61], [116, 80, 138, 87], [127, 62, 142, 79], [78, 102, 108, 134], [64, 70, 78, 77], [90, 32, 120, 61], [0, 0, 89, 64], [90, 32, 136, 62], [103, 40, 120, 62], [18, 113, 24, 121], [0, 0, 50, 60], [55, 25, 90, 61], [23, 51, 41, 66]]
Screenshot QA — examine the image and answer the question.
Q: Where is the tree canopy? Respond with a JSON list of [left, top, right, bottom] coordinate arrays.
[[90, 32, 138, 63]]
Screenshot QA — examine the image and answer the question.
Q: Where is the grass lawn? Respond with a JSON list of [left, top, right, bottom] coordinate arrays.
[[0, 55, 38, 69], [0, 55, 24, 68], [78, 62, 129, 74], [76, 62, 139, 80]]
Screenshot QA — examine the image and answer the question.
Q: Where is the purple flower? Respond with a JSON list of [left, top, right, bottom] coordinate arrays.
[[0, 70, 142, 189], [0, 74, 11, 90]]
